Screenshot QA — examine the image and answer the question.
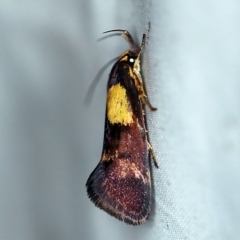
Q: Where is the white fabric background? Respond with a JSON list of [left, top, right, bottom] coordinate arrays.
[[1, 1, 240, 240]]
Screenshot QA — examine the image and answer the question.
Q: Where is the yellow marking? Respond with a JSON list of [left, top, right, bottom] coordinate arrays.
[[107, 83, 133, 125], [101, 151, 118, 162], [128, 64, 135, 79], [118, 51, 130, 61], [119, 55, 128, 62]]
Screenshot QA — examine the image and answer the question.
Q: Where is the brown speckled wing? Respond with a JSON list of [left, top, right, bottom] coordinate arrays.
[[86, 61, 152, 225]]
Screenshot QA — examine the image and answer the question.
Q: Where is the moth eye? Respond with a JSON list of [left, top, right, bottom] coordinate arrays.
[[129, 57, 135, 63]]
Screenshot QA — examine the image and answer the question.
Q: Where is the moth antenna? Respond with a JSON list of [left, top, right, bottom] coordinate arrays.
[[84, 57, 119, 105], [103, 29, 138, 54]]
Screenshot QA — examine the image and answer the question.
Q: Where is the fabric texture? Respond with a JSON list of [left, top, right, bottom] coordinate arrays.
[[1, 1, 240, 240]]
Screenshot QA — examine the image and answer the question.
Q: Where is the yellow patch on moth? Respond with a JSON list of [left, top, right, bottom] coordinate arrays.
[[107, 83, 133, 125], [118, 50, 130, 62], [119, 55, 128, 62], [128, 65, 135, 79]]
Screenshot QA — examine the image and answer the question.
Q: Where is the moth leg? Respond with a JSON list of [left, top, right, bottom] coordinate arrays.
[[141, 95, 158, 167], [141, 96, 157, 111], [147, 141, 158, 168]]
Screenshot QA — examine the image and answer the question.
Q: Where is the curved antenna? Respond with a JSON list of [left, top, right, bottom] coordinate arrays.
[[84, 56, 119, 105], [103, 29, 138, 54]]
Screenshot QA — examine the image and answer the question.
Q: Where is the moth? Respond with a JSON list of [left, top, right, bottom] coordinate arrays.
[[86, 29, 158, 225]]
